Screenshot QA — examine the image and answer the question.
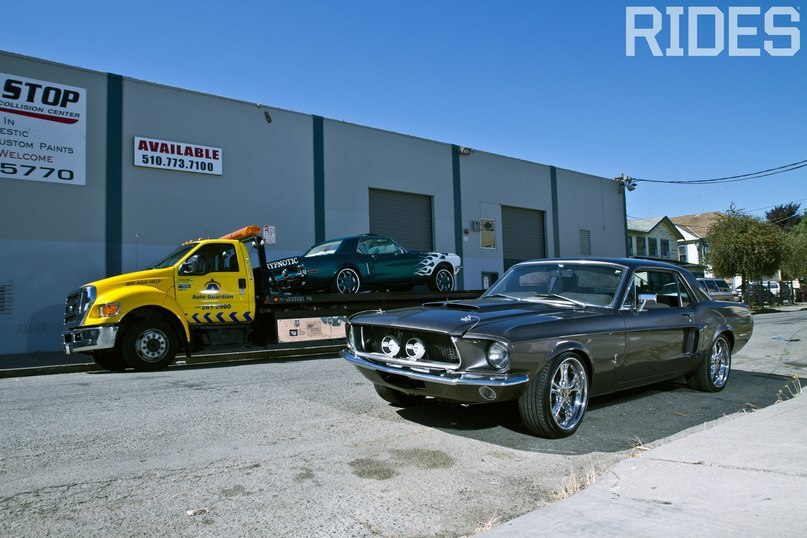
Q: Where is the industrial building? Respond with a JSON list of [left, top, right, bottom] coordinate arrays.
[[0, 50, 627, 354]]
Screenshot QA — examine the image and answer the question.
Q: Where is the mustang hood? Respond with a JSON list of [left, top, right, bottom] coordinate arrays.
[[350, 298, 603, 337]]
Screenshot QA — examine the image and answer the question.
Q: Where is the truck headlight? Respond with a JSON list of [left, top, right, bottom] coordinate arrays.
[[487, 341, 510, 370], [98, 303, 121, 317]]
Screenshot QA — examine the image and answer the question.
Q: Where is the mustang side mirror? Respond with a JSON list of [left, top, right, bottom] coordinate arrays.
[[637, 293, 658, 312]]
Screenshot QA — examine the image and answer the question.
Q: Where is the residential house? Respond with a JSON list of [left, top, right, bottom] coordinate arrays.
[[626, 216, 684, 262]]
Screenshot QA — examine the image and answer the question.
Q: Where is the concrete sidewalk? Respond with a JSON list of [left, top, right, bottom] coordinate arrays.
[[486, 393, 807, 536]]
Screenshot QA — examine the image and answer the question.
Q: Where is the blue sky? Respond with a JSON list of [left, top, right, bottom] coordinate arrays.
[[4, 0, 804, 220]]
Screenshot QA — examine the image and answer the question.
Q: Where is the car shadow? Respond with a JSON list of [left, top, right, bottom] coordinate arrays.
[[395, 369, 798, 455]]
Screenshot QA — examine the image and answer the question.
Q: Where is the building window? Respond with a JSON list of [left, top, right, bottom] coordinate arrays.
[[627, 236, 634, 256], [636, 237, 646, 256], [679, 245, 687, 262], [648, 238, 658, 257], [661, 239, 670, 258], [579, 229, 591, 256]]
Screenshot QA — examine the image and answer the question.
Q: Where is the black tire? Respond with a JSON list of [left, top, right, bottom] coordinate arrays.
[[518, 353, 589, 438], [91, 351, 128, 372], [373, 384, 422, 407], [428, 265, 455, 292], [120, 318, 178, 371], [332, 267, 361, 294], [687, 334, 731, 392]]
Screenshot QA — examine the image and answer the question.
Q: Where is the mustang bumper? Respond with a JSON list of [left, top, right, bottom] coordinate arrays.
[[341, 349, 530, 403], [63, 325, 119, 355]]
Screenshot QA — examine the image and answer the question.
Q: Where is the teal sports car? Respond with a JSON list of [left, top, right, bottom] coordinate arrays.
[[267, 235, 461, 294]]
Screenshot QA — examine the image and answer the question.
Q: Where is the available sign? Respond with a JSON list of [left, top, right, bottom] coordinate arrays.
[[0, 73, 87, 186], [134, 136, 222, 176]]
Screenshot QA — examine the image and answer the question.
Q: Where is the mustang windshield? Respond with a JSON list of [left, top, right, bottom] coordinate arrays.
[[483, 262, 626, 307]]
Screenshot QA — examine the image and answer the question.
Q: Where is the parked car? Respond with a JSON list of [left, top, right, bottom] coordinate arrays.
[[698, 278, 737, 302], [268, 235, 461, 294], [342, 258, 753, 438], [734, 282, 780, 306]]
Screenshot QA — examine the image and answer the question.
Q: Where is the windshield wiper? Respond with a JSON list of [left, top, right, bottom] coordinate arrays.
[[531, 293, 588, 307]]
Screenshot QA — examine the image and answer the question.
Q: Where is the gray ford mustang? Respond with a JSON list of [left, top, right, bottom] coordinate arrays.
[[341, 258, 753, 438]]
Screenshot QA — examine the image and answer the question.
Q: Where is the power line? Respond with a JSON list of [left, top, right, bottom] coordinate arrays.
[[624, 159, 807, 185]]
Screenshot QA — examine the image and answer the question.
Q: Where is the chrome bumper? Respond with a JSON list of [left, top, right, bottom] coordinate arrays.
[[340, 348, 529, 387], [63, 325, 119, 354]]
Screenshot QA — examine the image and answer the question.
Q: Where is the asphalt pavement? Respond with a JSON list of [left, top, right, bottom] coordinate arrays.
[[3, 306, 806, 537]]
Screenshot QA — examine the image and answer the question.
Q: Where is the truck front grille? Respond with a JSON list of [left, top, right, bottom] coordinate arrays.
[[64, 287, 94, 328]]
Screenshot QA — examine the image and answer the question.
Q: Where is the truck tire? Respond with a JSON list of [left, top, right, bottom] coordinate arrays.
[[91, 351, 128, 372], [121, 318, 178, 371]]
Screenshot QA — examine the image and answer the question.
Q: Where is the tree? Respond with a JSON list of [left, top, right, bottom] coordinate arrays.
[[706, 205, 786, 301], [765, 202, 802, 232], [781, 214, 807, 280]]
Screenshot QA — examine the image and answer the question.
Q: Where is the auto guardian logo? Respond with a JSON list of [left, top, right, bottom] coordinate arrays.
[[626, 5, 800, 56]]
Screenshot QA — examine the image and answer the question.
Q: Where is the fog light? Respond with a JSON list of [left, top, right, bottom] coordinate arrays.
[[405, 337, 425, 360], [381, 335, 400, 357], [487, 341, 510, 370], [479, 386, 497, 401]]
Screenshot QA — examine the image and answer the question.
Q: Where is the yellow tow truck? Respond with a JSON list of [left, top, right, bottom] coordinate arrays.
[[63, 226, 477, 371]]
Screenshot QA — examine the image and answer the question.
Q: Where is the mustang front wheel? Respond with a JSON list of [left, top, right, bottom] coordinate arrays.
[[687, 334, 731, 392], [518, 353, 589, 438]]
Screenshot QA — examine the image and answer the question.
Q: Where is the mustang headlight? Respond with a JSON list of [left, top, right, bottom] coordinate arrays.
[[487, 341, 510, 370]]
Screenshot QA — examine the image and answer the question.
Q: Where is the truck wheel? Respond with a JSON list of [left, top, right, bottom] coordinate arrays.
[[91, 351, 128, 372], [121, 318, 178, 371], [518, 353, 589, 438], [428, 265, 455, 292], [374, 384, 422, 407], [332, 267, 361, 294]]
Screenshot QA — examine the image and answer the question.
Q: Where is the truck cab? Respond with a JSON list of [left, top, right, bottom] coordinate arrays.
[[63, 226, 262, 371]]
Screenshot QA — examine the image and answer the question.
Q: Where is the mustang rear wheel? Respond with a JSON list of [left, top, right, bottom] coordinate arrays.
[[518, 353, 589, 438], [687, 334, 731, 392], [332, 267, 361, 294], [429, 265, 455, 292], [373, 384, 422, 407]]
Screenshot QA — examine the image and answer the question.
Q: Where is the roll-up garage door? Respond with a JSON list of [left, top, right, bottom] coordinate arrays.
[[502, 206, 546, 270], [369, 188, 433, 251]]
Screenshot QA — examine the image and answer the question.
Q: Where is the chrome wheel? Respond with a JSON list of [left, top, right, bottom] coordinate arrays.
[[431, 268, 455, 292], [549, 356, 589, 431], [687, 333, 731, 393], [709, 336, 730, 388], [519, 352, 590, 438], [335, 268, 361, 294]]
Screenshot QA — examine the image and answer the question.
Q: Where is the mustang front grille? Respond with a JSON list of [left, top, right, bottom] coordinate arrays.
[[351, 325, 461, 370]]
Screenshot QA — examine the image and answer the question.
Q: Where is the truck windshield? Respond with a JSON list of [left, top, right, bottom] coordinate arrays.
[[150, 244, 197, 269]]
